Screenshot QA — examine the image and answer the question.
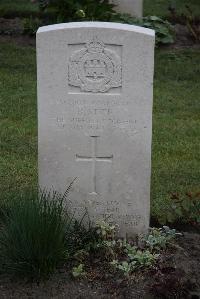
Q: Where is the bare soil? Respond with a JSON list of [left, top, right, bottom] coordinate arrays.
[[0, 18, 23, 35], [168, 24, 200, 49], [0, 34, 35, 47], [0, 232, 199, 299]]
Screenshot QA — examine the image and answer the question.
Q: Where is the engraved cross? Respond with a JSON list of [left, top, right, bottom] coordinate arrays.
[[76, 136, 113, 195]]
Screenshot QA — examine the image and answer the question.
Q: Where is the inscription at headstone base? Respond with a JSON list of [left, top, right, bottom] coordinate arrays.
[[37, 22, 155, 237]]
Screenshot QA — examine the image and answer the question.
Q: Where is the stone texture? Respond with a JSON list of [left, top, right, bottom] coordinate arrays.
[[110, 0, 143, 18], [37, 22, 155, 237]]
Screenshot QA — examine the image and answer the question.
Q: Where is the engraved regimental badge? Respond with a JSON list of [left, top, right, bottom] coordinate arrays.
[[68, 37, 122, 93]]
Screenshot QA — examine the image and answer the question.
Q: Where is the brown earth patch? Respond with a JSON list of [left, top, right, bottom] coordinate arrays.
[[0, 232, 199, 299]]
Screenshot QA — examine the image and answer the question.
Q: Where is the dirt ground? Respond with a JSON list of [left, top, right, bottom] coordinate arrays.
[[0, 231, 199, 299]]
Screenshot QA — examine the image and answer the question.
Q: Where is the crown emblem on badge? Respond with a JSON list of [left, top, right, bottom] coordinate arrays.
[[68, 37, 122, 93], [86, 37, 104, 53]]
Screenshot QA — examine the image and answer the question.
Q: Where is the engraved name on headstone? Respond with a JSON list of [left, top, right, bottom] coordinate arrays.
[[37, 22, 155, 237]]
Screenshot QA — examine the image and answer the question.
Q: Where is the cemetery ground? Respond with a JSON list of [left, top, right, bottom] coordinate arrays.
[[0, 35, 200, 297], [0, 1, 200, 298]]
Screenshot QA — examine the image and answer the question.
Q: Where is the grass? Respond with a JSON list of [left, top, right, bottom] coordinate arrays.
[[0, 42, 37, 200], [0, 190, 68, 280], [0, 41, 200, 223], [0, 0, 38, 17], [152, 49, 200, 222], [144, 0, 200, 18]]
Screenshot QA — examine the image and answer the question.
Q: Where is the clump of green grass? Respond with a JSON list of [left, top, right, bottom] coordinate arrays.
[[0, 186, 100, 281], [0, 190, 70, 280]]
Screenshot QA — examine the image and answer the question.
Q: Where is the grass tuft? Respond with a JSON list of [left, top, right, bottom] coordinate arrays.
[[0, 190, 69, 280]]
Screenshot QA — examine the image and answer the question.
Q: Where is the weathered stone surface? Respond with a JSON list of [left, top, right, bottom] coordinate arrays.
[[110, 0, 143, 18], [37, 22, 155, 237]]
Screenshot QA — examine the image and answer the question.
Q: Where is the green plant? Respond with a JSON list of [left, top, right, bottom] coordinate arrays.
[[22, 17, 43, 35], [169, 192, 200, 225], [111, 260, 135, 277], [72, 263, 86, 278], [144, 226, 181, 251], [129, 249, 159, 267], [112, 14, 174, 45], [111, 247, 158, 276], [64, 214, 99, 255], [142, 16, 174, 44], [94, 221, 118, 260], [96, 220, 116, 240], [39, 0, 115, 22], [0, 190, 71, 280], [123, 243, 159, 268], [109, 232, 160, 276], [109, 225, 182, 276]]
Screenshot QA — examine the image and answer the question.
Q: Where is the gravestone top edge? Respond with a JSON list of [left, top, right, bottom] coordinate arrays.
[[37, 21, 155, 37]]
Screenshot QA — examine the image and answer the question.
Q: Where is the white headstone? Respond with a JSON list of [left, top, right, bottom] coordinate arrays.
[[37, 22, 155, 237], [110, 0, 143, 18]]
